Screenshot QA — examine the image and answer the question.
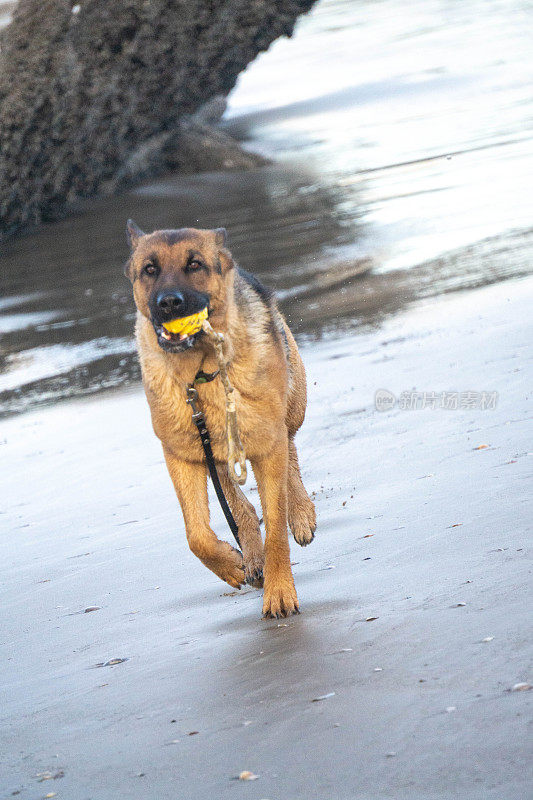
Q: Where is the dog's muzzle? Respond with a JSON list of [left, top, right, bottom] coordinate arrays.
[[149, 289, 209, 353]]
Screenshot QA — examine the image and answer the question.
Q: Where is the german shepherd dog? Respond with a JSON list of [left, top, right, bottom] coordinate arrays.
[[124, 221, 316, 617]]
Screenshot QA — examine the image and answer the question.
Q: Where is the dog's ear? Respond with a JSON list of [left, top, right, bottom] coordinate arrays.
[[214, 227, 227, 247], [126, 219, 145, 251], [214, 227, 234, 273]]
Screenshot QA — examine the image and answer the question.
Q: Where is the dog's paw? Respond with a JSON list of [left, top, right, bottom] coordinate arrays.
[[245, 562, 264, 589], [262, 574, 299, 618], [289, 499, 316, 547], [216, 542, 246, 589], [242, 544, 264, 588]]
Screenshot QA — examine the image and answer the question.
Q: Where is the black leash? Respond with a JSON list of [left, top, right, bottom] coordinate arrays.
[[186, 374, 241, 549]]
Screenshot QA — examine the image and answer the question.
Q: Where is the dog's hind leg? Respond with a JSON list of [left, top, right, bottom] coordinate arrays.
[[287, 436, 316, 546], [218, 468, 264, 587], [253, 435, 299, 618], [163, 449, 245, 589]]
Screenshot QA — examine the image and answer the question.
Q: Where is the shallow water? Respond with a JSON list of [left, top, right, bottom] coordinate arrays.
[[1, 0, 532, 416]]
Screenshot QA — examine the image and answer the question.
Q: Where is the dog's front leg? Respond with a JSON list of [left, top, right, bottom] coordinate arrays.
[[163, 449, 245, 589], [253, 434, 299, 618]]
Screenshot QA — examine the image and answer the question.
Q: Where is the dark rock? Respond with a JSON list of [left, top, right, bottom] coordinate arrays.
[[0, 0, 316, 238]]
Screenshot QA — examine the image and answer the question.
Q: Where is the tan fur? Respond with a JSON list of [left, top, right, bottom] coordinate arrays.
[[125, 224, 315, 617]]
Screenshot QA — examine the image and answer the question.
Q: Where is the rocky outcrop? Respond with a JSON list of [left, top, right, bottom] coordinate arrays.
[[0, 0, 315, 238]]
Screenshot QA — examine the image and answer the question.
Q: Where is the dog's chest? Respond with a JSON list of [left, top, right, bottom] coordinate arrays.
[[149, 373, 283, 463]]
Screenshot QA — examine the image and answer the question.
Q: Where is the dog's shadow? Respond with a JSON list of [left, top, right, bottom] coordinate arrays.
[[198, 593, 358, 693], [217, 607, 361, 745]]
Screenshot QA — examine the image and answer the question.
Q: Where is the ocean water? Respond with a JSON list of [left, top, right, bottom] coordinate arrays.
[[1, 0, 532, 416]]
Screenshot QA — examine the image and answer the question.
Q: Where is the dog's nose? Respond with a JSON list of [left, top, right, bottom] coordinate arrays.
[[157, 291, 184, 317]]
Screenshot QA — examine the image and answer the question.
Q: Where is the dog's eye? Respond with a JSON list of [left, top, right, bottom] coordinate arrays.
[[186, 259, 204, 272], [143, 263, 158, 276]]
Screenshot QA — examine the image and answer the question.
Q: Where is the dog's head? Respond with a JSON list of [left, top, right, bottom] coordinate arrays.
[[124, 220, 233, 353]]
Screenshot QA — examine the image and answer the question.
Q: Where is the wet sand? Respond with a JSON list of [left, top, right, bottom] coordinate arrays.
[[1, 275, 531, 800]]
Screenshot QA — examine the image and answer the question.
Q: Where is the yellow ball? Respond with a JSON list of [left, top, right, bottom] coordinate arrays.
[[163, 307, 208, 335]]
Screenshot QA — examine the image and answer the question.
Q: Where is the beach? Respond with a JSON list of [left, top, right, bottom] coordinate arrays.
[[1, 274, 531, 799], [1, 0, 532, 796]]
